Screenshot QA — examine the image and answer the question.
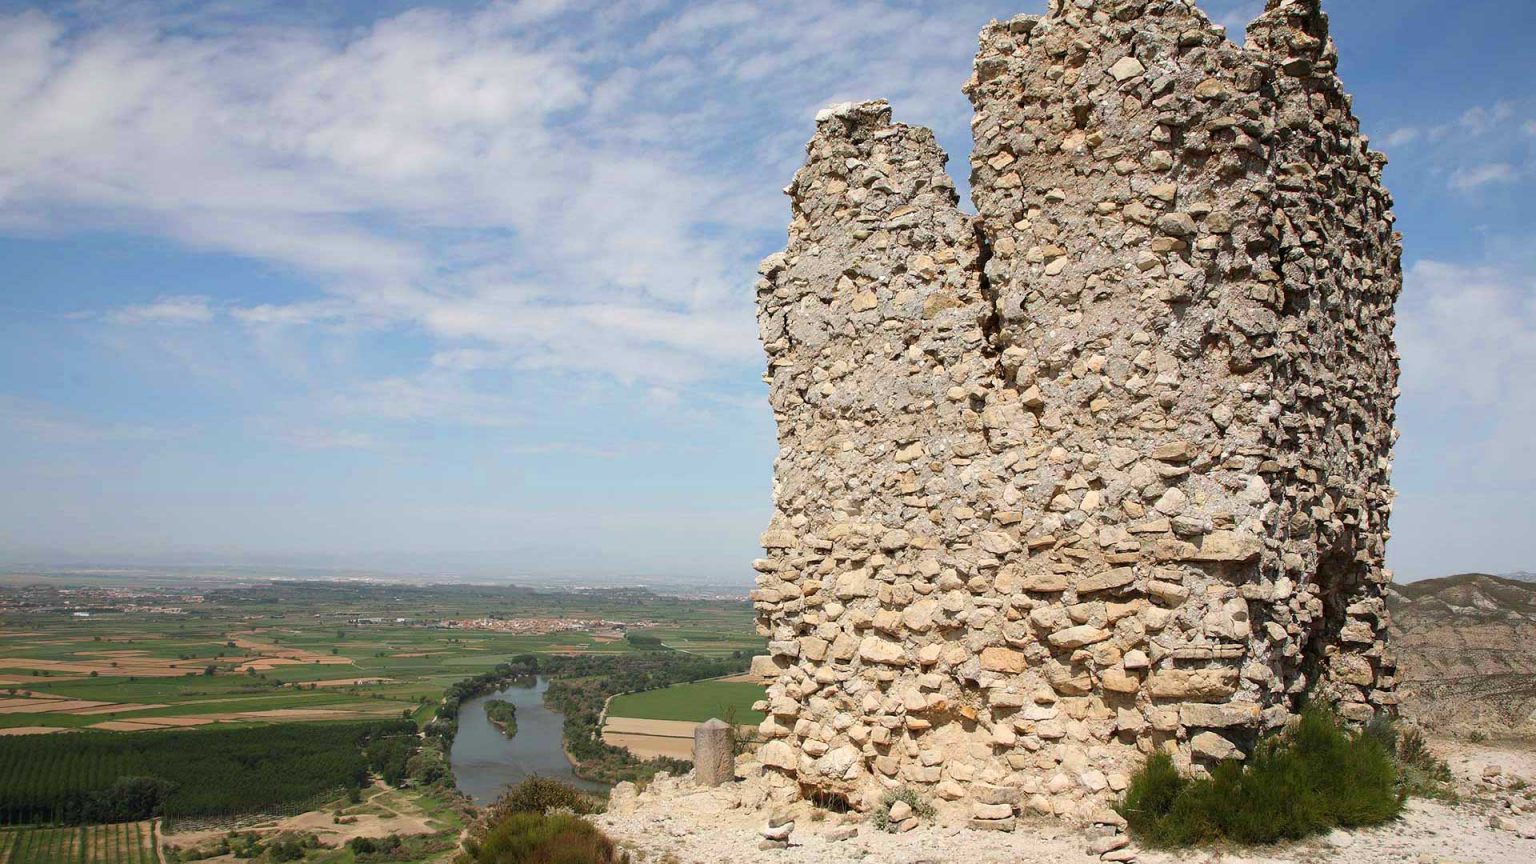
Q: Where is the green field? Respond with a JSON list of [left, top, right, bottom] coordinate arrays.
[[0, 577, 762, 861], [606, 680, 765, 724], [0, 822, 157, 864], [0, 579, 760, 734]]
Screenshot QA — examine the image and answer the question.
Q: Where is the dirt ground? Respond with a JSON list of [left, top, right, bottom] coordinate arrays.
[[597, 736, 1536, 864], [0, 725, 65, 735], [0, 698, 111, 714], [161, 781, 438, 856], [602, 731, 695, 760], [227, 633, 356, 673], [0, 656, 225, 677], [100, 716, 217, 728], [69, 702, 169, 715], [601, 717, 756, 761], [603, 717, 702, 738]]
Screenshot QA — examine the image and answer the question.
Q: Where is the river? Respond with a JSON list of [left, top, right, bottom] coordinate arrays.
[[450, 676, 608, 804]]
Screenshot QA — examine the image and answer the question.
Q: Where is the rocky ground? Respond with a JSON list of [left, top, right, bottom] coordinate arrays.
[[595, 738, 1536, 864]]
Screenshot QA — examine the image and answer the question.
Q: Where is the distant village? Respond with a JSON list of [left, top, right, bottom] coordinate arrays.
[[0, 583, 198, 616], [351, 615, 659, 637], [0, 578, 684, 641]]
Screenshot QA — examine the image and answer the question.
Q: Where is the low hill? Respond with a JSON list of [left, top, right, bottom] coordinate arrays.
[[1388, 572, 1536, 738]]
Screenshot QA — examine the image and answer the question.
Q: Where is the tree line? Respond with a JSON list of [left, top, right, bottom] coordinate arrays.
[[0, 720, 417, 825]]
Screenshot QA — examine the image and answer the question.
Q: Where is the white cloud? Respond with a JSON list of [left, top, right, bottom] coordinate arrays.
[[1399, 259, 1536, 403], [328, 375, 526, 428], [277, 427, 377, 450], [1379, 99, 1533, 194], [1390, 256, 1536, 576], [0, 0, 1020, 416], [1397, 258, 1536, 479], [1207, 1, 1265, 39], [1458, 101, 1515, 136], [1393, 101, 1520, 148], [0, 395, 174, 444], [0, 2, 751, 388], [229, 300, 356, 327], [1449, 162, 1518, 192], [106, 295, 216, 325], [506, 441, 620, 459]]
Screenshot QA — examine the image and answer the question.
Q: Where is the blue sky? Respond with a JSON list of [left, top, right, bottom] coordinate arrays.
[[0, 0, 1532, 584]]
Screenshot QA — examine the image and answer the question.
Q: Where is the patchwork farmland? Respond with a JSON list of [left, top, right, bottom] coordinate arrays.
[[0, 578, 759, 735]]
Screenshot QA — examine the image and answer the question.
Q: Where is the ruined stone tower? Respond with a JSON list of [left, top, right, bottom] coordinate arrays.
[[751, 0, 1400, 824]]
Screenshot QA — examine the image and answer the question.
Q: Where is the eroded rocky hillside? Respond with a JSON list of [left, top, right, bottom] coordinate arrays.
[[1390, 573, 1536, 738]]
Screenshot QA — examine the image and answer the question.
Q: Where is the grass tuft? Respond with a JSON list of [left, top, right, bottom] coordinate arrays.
[[869, 786, 935, 833], [1118, 706, 1403, 847]]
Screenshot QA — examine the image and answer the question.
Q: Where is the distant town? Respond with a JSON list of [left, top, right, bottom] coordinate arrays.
[[0, 580, 674, 640]]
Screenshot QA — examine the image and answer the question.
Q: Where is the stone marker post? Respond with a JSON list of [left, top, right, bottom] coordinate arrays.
[[693, 718, 734, 786]]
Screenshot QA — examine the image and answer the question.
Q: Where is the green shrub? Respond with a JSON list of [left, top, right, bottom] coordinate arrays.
[[264, 838, 306, 862], [623, 632, 664, 649], [1118, 706, 1403, 847], [462, 812, 618, 864], [491, 777, 600, 817], [348, 834, 402, 855]]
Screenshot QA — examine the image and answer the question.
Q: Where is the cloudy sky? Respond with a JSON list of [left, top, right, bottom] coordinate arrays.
[[0, 0, 1531, 584]]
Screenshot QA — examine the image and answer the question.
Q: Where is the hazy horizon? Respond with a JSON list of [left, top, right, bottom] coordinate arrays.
[[2, 556, 1529, 589]]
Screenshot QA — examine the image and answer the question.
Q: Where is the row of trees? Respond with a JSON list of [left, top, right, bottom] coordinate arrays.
[[0, 720, 418, 825]]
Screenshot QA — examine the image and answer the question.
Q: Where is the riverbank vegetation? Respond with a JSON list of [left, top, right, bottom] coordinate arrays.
[[430, 651, 754, 787], [519, 652, 750, 785], [484, 699, 518, 739]]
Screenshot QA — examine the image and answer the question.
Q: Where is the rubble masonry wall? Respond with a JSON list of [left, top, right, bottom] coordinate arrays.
[[751, 0, 1400, 824]]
